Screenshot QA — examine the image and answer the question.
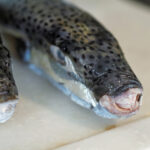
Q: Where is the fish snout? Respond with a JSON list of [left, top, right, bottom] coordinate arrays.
[[99, 88, 143, 117]]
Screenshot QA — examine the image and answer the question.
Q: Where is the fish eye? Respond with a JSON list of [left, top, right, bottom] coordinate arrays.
[[50, 45, 66, 65], [50, 45, 77, 75], [57, 50, 66, 65]]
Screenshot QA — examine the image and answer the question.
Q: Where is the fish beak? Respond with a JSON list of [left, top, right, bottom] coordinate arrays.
[[99, 88, 143, 117], [0, 98, 18, 123]]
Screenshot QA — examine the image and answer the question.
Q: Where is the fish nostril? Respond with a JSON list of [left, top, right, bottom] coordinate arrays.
[[136, 94, 142, 102]]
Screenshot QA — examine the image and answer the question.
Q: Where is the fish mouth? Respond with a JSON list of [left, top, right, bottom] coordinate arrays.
[[99, 88, 143, 117]]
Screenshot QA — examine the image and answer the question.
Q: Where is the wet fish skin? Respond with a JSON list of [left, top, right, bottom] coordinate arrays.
[[0, 0, 143, 120], [0, 38, 18, 102], [0, 37, 18, 123]]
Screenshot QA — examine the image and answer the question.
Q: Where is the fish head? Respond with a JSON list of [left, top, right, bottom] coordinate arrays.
[[70, 37, 143, 119], [41, 6, 143, 118], [53, 28, 143, 118]]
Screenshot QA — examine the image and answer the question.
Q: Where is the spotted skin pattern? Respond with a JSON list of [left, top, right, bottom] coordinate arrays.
[[0, 0, 143, 120], [0, 39, 18, 103]]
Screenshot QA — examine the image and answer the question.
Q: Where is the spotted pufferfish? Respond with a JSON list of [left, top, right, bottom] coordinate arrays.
[[0, 0, 143, 123]]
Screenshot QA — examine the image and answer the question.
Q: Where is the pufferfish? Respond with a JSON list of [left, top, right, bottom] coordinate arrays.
[[0, 0, 143, 123]]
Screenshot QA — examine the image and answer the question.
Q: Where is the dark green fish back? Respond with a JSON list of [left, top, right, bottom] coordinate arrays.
[[0, 0, 142, 100]]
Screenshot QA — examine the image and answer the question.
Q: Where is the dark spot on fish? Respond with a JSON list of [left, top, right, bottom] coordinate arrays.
[[73, 57, 78, 62], [104, 60, 110, 64], [84, 72, 87, 76], [108, 69, 112, 73], [81, 54, 85, 59], [89, 55, 94, 59]]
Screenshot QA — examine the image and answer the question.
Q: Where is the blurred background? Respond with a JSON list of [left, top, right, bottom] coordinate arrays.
[[132, 0, 150, 6], [0, 0, 150, 150]]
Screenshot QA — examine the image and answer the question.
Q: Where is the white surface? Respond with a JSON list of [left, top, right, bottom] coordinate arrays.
[[56, 117, 150, 150], [0, 0, 150, 150]]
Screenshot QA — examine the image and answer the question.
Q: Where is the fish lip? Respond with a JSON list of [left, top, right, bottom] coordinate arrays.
[[99, 88, 143, 117]]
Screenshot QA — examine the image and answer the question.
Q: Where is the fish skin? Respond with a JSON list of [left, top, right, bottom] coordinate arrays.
[[0, 0, 143, 119], [0, 37, 18, 103]]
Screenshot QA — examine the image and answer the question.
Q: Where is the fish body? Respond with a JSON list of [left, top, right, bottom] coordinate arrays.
[[0, 0, 143, 122], [0, 39, 18, 123]]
